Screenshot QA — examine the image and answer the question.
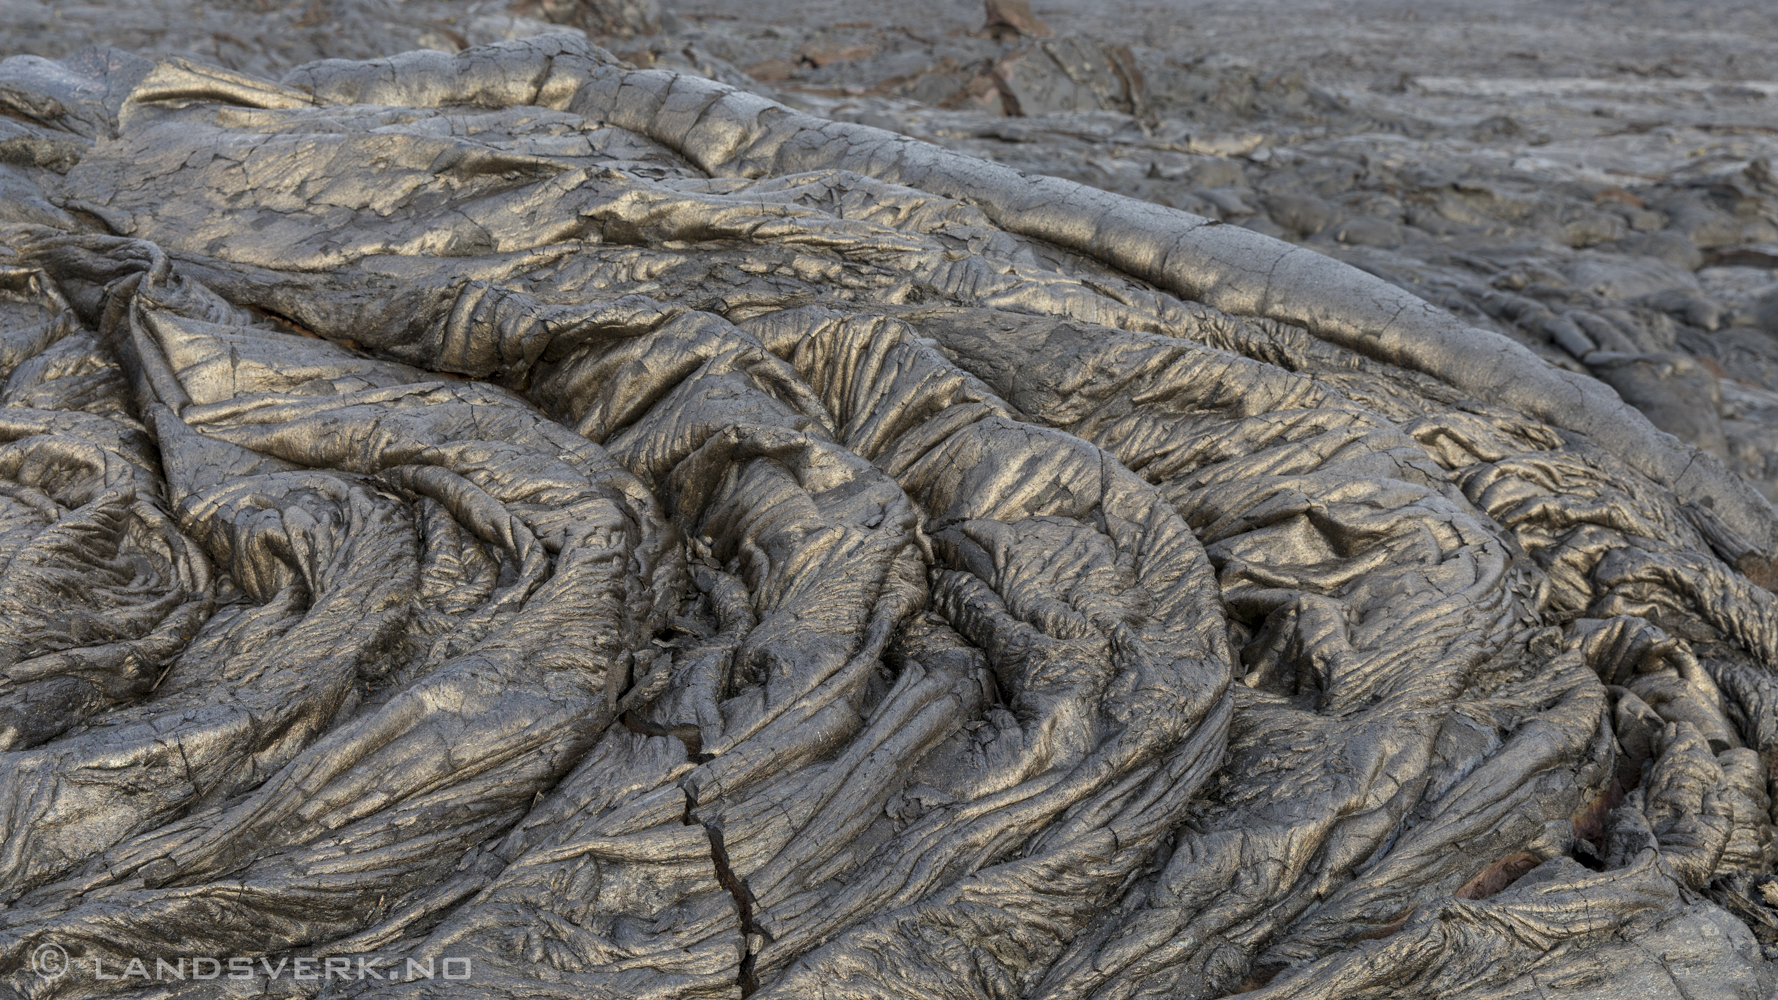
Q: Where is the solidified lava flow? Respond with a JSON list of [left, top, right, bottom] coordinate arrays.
[[1, 24, 1777, 1000]]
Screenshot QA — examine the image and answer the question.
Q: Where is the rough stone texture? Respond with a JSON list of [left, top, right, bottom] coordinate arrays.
[[993, 37, 1144, 118], [1588, 350, 1731, 458], [0, 4, 1776, 1000], [516, 0, 662, 37]]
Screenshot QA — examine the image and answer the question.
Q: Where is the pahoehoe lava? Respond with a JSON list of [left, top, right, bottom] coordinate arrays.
[[0, 27, 1777, 1000]]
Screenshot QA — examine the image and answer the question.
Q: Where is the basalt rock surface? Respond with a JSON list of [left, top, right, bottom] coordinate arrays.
[[0, 22, 1776, 1000]]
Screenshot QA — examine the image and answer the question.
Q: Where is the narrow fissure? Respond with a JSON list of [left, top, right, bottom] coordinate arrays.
[[705, 821, 769, 998], [659, 721, 760, 997]]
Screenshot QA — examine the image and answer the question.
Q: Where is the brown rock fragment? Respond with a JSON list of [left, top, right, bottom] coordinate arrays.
[[799, 43, 877, 68], [983, 0, 1051, 39], [745, 58, 797, 81], [1453, 852, 1541, 900], [938, 69, 1005, 114]]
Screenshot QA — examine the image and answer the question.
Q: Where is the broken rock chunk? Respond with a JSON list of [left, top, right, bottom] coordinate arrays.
[[992, 37, 1146, 117]]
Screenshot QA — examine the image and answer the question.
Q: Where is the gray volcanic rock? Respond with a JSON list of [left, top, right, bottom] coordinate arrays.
[[1589, 350, 1731, 458], [0, 11, 1775, 1000]]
